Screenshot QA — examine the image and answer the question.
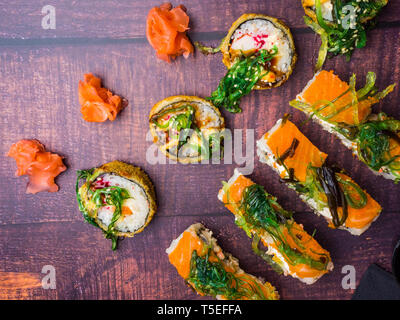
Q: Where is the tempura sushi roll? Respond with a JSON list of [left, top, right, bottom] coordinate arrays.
[[196, 14, 297, 112], [301, 1, 388, 70], [220, 14, 297, 89], [218, 169, 333, 284], [166, 223, 279, 300], [76, 161, 157, 250], [149, 95, 225, 163], [290, 70, 399, 181], [257, 117, 382, 235]]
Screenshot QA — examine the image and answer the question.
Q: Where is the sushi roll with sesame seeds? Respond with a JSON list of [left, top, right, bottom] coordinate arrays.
[[76, 161, 157, 250], [302, 0, 388, 70], [195, 14, 297, 113]]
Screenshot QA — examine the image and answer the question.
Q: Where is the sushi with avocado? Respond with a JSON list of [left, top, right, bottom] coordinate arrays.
[[76, 161, 157, 250], [149, 95, 225, 164], [257, 116, 382, 235], [218, 169, 333, 284], [196, 14, 297, 112], [166, 223, 279, 300]]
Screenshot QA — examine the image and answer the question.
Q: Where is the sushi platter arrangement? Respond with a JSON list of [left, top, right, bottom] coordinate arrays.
[[1, 0, 400, 300]]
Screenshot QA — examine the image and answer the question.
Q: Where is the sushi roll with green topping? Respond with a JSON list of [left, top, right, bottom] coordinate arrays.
[[76, 161, 157, 250]]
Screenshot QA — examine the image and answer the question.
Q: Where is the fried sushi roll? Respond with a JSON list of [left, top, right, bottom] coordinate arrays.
[[76, 161, 157, 250], [290, 70, 399, 182], [149, 95, 225, 163], [166, 223, 279, 300], [218, 169, 333, 284], [257, 117, 382, 235], [301, 0, 388, 70], [196, 14, 297, 113]]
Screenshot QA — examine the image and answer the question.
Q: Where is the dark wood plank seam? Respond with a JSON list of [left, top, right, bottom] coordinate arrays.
[[0, 20, 399, 47]]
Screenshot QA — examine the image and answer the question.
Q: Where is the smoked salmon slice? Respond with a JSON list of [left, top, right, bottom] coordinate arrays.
[[79, 73, 125, 122], [257, 117, 382, 235], [290, 70, 399, 182], [7, 140, 66, 194], [218, 169, 333, 284], [166, 223, 279, 300], [292, 70, 382, 124], [146, 3, 194, 62]]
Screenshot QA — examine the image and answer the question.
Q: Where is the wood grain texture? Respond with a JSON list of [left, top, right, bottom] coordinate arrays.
[[0, 0, 399, 300]]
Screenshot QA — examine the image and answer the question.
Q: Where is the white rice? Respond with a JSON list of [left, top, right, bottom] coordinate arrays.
[[231, 19, 291, 73], [96, 174, 150, 233]]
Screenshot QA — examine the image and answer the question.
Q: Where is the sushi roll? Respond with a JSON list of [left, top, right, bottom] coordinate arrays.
[[257, 117, 382, 235], [219, 14, 297, 89], [149, 95, 225, 163], [218, 169, 333, 284], [290, 70, 399, 182], [76, 161, 157, 250], [301, 0, 388, 70], [166, 223, 279, 300], [196, 14, 297, 113]]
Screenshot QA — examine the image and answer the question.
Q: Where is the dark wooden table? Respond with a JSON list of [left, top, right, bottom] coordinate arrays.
[[0, 0, 399, 300]]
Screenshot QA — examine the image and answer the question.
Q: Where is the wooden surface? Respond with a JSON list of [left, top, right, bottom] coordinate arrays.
[[0, 0, 399, 300]]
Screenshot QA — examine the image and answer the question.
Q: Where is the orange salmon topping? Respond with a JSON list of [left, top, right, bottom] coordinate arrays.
[[146, 3, 194, 63], [265, 119, 327, 182], [168, 230, 205, 279], [221, 173, 331, 279], [335, 173, 381, 229], [79, 73, 125, 122], [7, 140, 66, 194], [300, 70, 373, 124]]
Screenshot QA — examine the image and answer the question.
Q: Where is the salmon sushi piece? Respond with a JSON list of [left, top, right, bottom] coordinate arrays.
[[257, 117, 382, 235], [290, 70, 399, 181], [166, 223, 279, 300], [218, 169, 333, 284]]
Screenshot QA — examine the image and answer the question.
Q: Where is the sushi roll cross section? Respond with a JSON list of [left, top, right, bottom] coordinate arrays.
[[149, 95, 225, 163], [166, 223, 279, 300], [257, 117, 382, 235], [76, 161, 157, 250], [290, 70, 399, 182], [196, 14, 297, 112], [218, 169, 333, 284]]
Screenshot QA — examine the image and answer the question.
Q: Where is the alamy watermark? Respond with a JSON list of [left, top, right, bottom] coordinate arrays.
[[341, 265, 356, 290], [41, 5, 56, 30], [146, 128, 256, 175], [41, 265, 56, 289]]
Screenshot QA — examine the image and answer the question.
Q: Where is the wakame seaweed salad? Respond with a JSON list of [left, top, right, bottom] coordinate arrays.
[[303, 0, 388, 70]]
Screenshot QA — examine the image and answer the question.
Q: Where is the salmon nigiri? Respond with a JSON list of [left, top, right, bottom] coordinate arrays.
[[7, 139, 66, 194], [257, 117, 382, 235], [290, 70, 399, 182], [218, 169, 333, 284], [166, 223, 279, 300], [146, 3, 194, 63]]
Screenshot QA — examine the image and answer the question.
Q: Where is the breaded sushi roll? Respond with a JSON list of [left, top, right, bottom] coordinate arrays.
[[257, 117, 382, 235], [290, 70, 399, 181], [76, 161, 157, 250], [166, 223, 279, 300], [218, 169, 333, 284], [196, 14, 297, 113], [219, 14, 297, 89], [301, 1, 388, 70], [149, 95, 225, 163]]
